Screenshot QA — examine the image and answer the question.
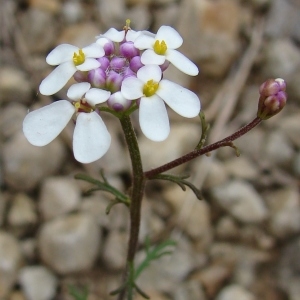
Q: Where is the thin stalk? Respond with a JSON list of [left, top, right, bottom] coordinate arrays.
[[145, 117, 262, 179], [118, 115, 146, 300]]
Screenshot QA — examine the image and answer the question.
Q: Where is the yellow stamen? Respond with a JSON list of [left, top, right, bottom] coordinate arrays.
[[73, 100, 93, 113], [73, 49, 85, 66], [153, 40, 167, 55], [123, 19, 131, 32], [143, 80, 159, 97]]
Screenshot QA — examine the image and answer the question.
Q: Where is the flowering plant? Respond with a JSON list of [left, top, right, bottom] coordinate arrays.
[[23, 20, 287, 300]]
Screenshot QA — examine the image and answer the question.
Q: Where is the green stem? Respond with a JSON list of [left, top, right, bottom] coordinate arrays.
[[118, 115, 146, 300]]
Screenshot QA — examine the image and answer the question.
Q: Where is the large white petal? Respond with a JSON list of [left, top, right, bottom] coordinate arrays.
[[67, 82, 91, 101], [137, 65, 162, 83], [73, 112, 111, 163], [156, 80, 201, 118], [155, 26, 183, 49], [139, 95, 170, 142], [102, 28, 125, 42], [23, 100, 75, 146], [46, 44, 79, 65], [166, 50, 199, 76], [141, 49, 166, 66], [83, 43, 104, 58], [85, 88, 111, 105], [39, 62, 77, 95], [121, 77, 144, 100], [76, 58, 100, 71], [134, 34, 155, 50]]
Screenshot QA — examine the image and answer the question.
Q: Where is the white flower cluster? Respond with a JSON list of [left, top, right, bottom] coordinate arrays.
[[23, 22, 201, 163]]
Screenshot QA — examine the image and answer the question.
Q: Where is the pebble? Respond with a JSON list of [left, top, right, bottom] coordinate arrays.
[[3, 131, 66, 191], [62, 0, 84, 24], [211, 180, 268, 224], [279, 112, 300, 148], [202, 159, 229, 189], [264, 187, 300, 238], [8, 193, 37, 236], [215, 216, 240, 241], [0, 67, 32, 104], [102, 230, 127, 271], [38, 213, 101, 274], [19, 266, 58, 300], [39, 176, 81, 220], [216, 284, 256, 300], [173, 280, 207, 300], [0, 103, 27, 139], [0, 231, 23, 298]]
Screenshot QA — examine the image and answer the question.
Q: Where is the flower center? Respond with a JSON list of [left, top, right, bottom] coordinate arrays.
[[73, 49, 85, 66], [143, 80, 159, 97], [153, 40, 167, 55], [74, 99, 93, 113]]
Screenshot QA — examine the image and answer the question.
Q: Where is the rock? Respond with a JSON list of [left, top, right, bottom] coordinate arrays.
[[264, 187, 300, 238], [134, 291, 169, 300], [216, 284, 256, 300], [172, 280, 207, 300], [215, 216, 240, 241], [279, 112, 300, 148], [224, 156, 259, 180], [62, 0, 84, 24], [20, 239, 37, 263], [0, 67, 32, 104], [164, 186, 212, 249], [102, 230, 127, 271], [260, 39, 300, 79], [193, 264, 232, 298], [9, 291, 26, 300], [38, 213, 101, 274], [3, 131, 66, 191], [211, 180, 268, 224], [263, 130, 294, 168], [202, 159, 228, 189], [0, 231, 23, 298], [39, 177, 81, 220], [19, 7, 57, 54], [288, 69, 300, 105], [8, 194, 37, 236], [19, 266, 57, 300], [0, 103, 27, 139]]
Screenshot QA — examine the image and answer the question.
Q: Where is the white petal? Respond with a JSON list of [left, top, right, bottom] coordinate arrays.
[[126, 30, 141, 42], [155, 26, 183, 49], [137, 65, 162, 83], [141, 49, 166, 66], [67, 82, 91, 101], [102, 28, 125, 42], [121, 77, 144, 100], [134, 34, 155, 50], [166, 50, 199, 76], [96, 37, 111, 47], [157, 80, 200, 118], [85, 88, 111, 105], [139, 95, 170, 141], [83, 43, 104, 58], [46, 44, 79, 65], [39, 62, 76, 95], [76, 58, 100, 71], [23, 100, 75, 146], [73, 112, 111, 163]]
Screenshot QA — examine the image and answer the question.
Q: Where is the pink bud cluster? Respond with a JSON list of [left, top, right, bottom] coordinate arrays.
[[257, 78, 287, 120]]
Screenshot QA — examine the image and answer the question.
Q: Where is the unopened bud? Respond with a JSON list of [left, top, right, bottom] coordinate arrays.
[[257, 78, 287, 120], [108, 91, 132, 112]]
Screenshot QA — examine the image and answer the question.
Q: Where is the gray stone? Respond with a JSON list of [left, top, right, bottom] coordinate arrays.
[[0, 103, 27, 139], [0, 67, 32, 104], [19, 266, 57, 300], [202, 159, 228, 189], [279, 112, 300, 148], [38, 213, 101, 274], [173, 280, 207, 300], [39, 177, 81, 220], [3, 131, 66, 191], [62, 0, 84, 24], [102, 230, 127, 271], [8, 194, 37, 236], [211, 180, 268, 224], [0, 231, 23, 298], [216, 284, 255, 300], [264, 187, 300, 238]]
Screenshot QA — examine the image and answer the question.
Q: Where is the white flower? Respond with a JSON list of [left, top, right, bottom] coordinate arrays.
[[39, 43, 104, 95], [134, 26, 199, 76], [121, 65, 200, 141], [24, 83, 111, 163]]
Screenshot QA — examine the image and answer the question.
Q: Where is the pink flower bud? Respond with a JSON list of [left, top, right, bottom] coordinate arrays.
[[107, 91, 132, 111], [130, 56, 144, 73], [106, 70, 123, 93], [73, 71, 88, 82], [257, 78, 287, 120], [110, 57, 127, 71], [97, 37, 115, 55], [120, 41, 140, 58], [88, 68, 106, 89], [97, 57, 110, 71], [159, 60, 170, 72]]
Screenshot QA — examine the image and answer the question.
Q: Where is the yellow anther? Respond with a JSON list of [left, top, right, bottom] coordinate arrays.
[[143, 80, 159, 97], [74, 102, 81, 109], [153, 40, 167, 55], [124, 19, 131, 32], [73, 49, 85, 66]]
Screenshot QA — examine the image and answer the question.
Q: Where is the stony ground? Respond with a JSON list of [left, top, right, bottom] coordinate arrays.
[[1, 0, 300, 299]]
